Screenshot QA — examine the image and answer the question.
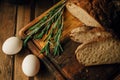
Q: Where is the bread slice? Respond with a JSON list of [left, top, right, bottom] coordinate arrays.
[[75, 38, 120, 66], [70, 25, 112, 43], [66, 0, 113, 28]]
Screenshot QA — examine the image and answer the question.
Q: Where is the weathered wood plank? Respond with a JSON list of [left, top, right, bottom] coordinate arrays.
[[0, 2, 16, 80], [14, 0, 120, 80], [14, 3, 31, 80], [34, 0, 55, 80]]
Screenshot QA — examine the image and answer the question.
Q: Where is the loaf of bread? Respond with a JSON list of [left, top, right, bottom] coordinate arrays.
[[67, 0, 120, 66], [66, 0, 114, 28], [70, 25, 112, 43], [75, 37, 120, 66]]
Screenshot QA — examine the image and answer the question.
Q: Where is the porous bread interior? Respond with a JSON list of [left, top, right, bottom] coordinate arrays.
[[75, 38, 120, 66], [70, 26, 112, 43]]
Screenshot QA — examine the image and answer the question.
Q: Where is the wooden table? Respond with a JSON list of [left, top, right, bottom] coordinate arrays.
[[1, 0, 120, 80], [0, 0, 56, 80]]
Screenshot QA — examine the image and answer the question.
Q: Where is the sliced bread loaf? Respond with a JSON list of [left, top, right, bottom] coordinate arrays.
[[66, 0, 114, 28], [70, 25, 112, 43], [75, 38, 120, 66]]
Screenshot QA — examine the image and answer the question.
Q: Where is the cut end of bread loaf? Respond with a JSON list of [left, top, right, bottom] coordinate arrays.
[[66, 0, 114, 29], [75, 38, 120, 66], [70, 25, 112, 43], [66, 1, 102, 27]]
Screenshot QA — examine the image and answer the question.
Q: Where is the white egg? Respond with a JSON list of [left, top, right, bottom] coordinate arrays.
[[22, 54, 40, 77], [2, 36, 23, 55]]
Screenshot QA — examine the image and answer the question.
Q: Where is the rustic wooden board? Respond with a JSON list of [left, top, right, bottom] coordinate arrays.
[[0, 1, 16, 80], [15, 0, 56, 80], [34, 0, 55, 80], [0, 0, 57, 80], [19, 1, 120, 80], [14, 3, 31, 80]]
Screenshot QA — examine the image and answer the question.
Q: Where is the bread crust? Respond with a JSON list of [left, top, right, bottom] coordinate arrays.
[[66, 0, 114, 28], [70, 25, 112, 43], [67, 0, 120, 66]]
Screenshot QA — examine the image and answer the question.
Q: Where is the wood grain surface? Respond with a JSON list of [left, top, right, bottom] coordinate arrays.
[[34, 0, 55, 80], [0, 0, 120, 80], [0, 1, 16, 80], [14, 1, 31, 80], [18, 0, 120, 80], [0, 0, 55, 80]]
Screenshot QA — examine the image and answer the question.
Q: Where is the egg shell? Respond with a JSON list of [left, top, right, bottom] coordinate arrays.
[[22, 54, 40, 77], [2, 36, 23, 55]]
